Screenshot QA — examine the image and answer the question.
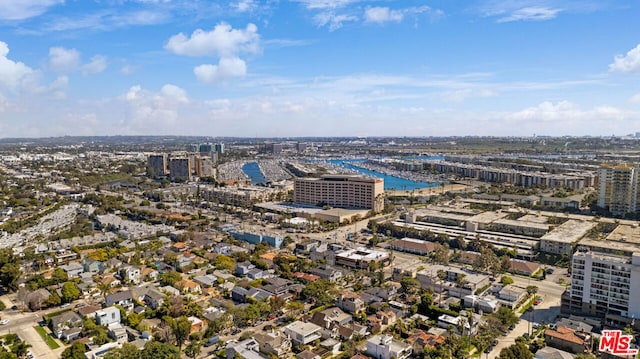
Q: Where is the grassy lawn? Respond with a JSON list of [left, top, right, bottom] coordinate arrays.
[[519, 297, 536, 314], [34, 326, 60, 349]]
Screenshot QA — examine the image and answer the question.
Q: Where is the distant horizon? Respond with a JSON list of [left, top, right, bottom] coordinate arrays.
[[1, 1, 639, 137], [1, 133, 640, 141]]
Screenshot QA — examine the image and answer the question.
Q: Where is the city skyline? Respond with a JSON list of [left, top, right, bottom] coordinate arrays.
[[0, 0, 639, 138]]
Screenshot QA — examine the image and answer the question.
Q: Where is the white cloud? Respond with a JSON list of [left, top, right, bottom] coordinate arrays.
[[314, 12, 358, 31], [194, 57, 247, 84], [293, 0, 361, 10], [364, 6, 436, 24], [497, 7, 561, 22], [442, 88, 497, 103], [364, 7, 403, 23], [120, 65, 136, 75], [630, 93, 640, 104], [0, 0, 62, 20], [165, 22, 260, 57], [506, 101, 627, 124], [609, 44, 640, 74], [123, 84, 189, 132], [0, 41, 35, 89], [82, 55, 108, 76], [48, 47, 81, 73], [233, 0, 257, 12]]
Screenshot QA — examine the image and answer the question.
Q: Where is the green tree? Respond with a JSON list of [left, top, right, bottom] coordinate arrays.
[[400, 275, 420, 294], [0, 263, 22, 291], [499, 342, 533, 359], [61, 342, 87, 359], [139, 341, 180, 359], [61, 282, 80, 303], [184, 339, 202, 359], [302, 279, 337, 307], [170, 316, 192, 349], [159, 270, 182, 286], [501, 276, 514, 286], [494, 306, 519, 327], [46, 292, 62, 307], [103, 343, 141, 359], [10, 341, 31, 358]]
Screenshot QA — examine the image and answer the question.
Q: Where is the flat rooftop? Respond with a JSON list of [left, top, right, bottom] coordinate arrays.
[[540, 220, 596, 244], [467, 211, 509, 224], [492, 218, 550, 231], [336, 247, 389, 261], [416, 209, 470, 221], [518, 214, 550, 224]]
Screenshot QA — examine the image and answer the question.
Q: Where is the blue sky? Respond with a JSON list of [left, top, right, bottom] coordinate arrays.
[[0, 0, 639, 138]]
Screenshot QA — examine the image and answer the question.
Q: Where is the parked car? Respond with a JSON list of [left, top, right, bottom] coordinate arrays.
[[204, 336, 220, 347], [0, 319, 9, 325]]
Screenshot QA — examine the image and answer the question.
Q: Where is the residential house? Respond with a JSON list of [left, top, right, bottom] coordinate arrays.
[[309, 307, 352, 339], [262, 277, 294, 298], [247, 269, 264, 280], [49, 311, 83, 338], [105, 290, 134, 312], [297, 350, 320, 359], [390, 238, 438, 256], [231, 286, 249, 303], [407, 330, 445, 356], [246, 287, 272, 302], [366, 334, 412, 359], [509, 259, 541, 277], [416, 265, 490, 298], [60, 262, 84, 278], [193, 274, 218, 288], [283, 321, 323, 346], [188, 316, 205, 333], [253, 331, 292, 358], [77, 304, 102, 319], [120, 266, 141, 284], [226, 338, 263, 359], [309, 266, 343, 282], [100, 274, 121, 289], [175, 254, 194, 270], [436, 314, 478, 336], [108, 323, 129, 344], [368, 310, 397, 333], [213, 243, 232, 255], [140, 267, 158, 282], [171, 242, 187, 252], [463, 295, 498, 313], [544, 327, 591, 354], [85, 343, 122, 359], [96, 306, 121, 326], [235, 261, 255, 276], [82, 258, 103, 273], [338, 291, 365, 313], [498, 285, 528, 303], [174, 279, 202, 295]]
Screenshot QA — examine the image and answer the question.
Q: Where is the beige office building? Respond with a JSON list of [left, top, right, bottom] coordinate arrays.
[[294, 174, 384, 212], [597, 164, 639, 217]]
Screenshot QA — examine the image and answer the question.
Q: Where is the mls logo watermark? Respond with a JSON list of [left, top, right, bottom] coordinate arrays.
[[599, 330, 638, 356]]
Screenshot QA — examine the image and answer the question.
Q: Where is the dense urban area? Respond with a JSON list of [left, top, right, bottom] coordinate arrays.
[[1, 135, 640, 359]]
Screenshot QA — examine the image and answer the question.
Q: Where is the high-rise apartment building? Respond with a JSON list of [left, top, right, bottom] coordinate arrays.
[[294, 174, 384, 212], [147, 154, 167, 178], [597, 164, 639, 217], [168, 157, 192, 182], [562, 250, 640, 328], [214, 143, 225, 155]]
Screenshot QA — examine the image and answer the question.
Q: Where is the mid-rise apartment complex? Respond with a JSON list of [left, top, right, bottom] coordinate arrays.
[[294, 174, 384, 212], [597, 164, 640, 217], [147, 154, 168, 178], [562, 250, 640, 328]]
